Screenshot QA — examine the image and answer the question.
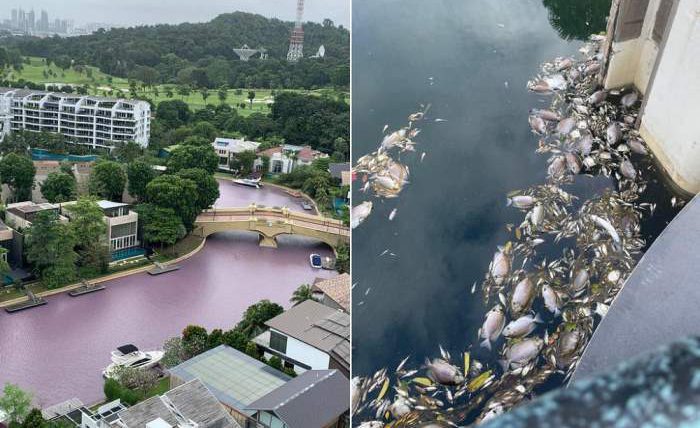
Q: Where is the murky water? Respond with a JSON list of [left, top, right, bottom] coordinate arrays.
[[351, 0, 681, 399], [0, 183, 334, 406]]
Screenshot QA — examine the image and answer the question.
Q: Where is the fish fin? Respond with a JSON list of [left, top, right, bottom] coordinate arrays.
[[534, 313, 543, 323], [506, 198, 513, 207], [480, 339, 492, 351]]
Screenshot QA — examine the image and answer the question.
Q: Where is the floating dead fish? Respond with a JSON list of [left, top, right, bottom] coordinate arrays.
[[620, 159, 636, 180], [490, 249, 511, 286], [542, 284, 562, 316], [425, 359, 465, 385], [503, 313, 542, 338], [587, 90, 607, 105], [388, 208, 398, 221], [565, 152, 581, 175], [556, 117, 576, 135], [352, 201, 374, 229], [480, 305, 506, 350], [529, 115, 547, 134], [510, 277, 535, 315], [621, 91, 638, 108], [501, 337, 543, 369], [507, 195, 537, 209], [628, 138, 648, 155]]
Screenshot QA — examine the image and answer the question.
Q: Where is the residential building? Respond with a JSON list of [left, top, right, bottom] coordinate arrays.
[[253, 300, 350, 378], [0, 88, 151, 149], [212, 138, 261, 172], [247, 370, 349, 428], [328, 163, 351, 187], [0, 95, 10, 142], [311, 274, 350, 313], [4, 201, 67, 230], [76, 379, 240, 428], [0, 219, 22, 268], [60, 200, 140, 253], [256, 145, 328, 174]]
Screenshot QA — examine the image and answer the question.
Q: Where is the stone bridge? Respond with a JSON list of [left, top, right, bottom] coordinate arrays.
[[193, 205, 350, 248]]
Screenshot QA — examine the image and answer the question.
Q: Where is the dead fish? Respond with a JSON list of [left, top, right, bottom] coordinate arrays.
[[590, 214, 622, 251], [548, 156, 566, 178], [503, 313, 542, 338], [530, 204, 545, 228], [584, 62, 601, 76], [357, 422, 385, 428], [565, 152, 581, 175], [532, 109, 560, 121], [556, 117, 576, 135], [606, 122, 622, 145], [389, 396, 412, 418], [529, 81, 551, 93], [571, 269, 589, 296], [529, 115, 547, 134], [425, 359, 465, 385], [583, 156, 596, 168], [507, 195, 536, 209], [587, 90, 607, 105], [620, 159, 637, 180], [501, 337, 544, 369], [628, 138, 648, 155], [542, 284, 562, 316], [621, 91, 638, 108], [480, 305, 506, 350], [556, 57, 574, 71], [388, 208, 398, 221], [577, 133, 593, 156], [511, 277, 535, 315], [490, 249, 511, 286], [556, 328, 584, 367], [351, 201, 373, 229], [420, 152, 426, 162]]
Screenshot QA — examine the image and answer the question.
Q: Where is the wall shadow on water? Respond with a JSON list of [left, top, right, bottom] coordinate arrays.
[[542, 0, 612, 41]]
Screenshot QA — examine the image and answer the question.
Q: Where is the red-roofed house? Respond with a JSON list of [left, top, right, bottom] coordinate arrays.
[[256, 144, 328, 174]]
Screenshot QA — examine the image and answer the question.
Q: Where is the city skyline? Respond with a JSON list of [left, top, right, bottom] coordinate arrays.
[[1, 0, 350, 28]]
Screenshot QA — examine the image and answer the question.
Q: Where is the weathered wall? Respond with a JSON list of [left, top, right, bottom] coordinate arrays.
[[640, 0, 700, 193]]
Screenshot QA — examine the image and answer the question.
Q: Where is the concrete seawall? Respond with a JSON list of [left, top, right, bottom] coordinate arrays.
[[571, 193, 700, 382]]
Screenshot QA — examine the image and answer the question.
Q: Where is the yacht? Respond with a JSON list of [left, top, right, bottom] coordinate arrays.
[[233, 177, 262, 188], [103, 344, 164, 378]]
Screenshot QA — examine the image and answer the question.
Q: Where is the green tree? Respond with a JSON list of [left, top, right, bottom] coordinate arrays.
[[247, 90, 256, 108], [290, 284, 314, 305], [126, 159, 158, 202], [176, 168, 219, 211], [217, 86, 228, 104], [221, 329, 248, 351], [245, 341, 260, 359], [166, 144, 218, 174], [191, 121, 217, 142], [90, 161, 126, 201], [335, 244, 349, 274], [200, 88, 210, 105], [0, 153, 36, 202], [66, 198, 109, 272], [145, 176, 199, 229], [0, 383, 33, 425], [161, 337, 185, 368], [137, 204, 186, 250], [113, 141, 143, 163], [25, 211, 78, 288], [268, 356, 283, 371], [231, 150, 257, 177], [236, 300, 284, 338], [40, 172, 76, 203], [20, 408, 47, 428]]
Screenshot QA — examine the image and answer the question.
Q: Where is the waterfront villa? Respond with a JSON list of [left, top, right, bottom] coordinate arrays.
[[312, 274, 351, 313], [212, 137, 261, 172], [4, 201, 68, 230], [168, 345, 348, 428], [60, 200, 140, 255], [253, 300, 350, 378], [0, 88, 151, 149], [255, 145, 328, 174]]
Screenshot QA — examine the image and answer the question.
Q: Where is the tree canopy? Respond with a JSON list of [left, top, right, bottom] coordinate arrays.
[[145, 175, 199, 229], [90, 160, 127, 201], [40, 171, 76, 203], [0, 153, 36, 202], [24, 210, 78, 288]]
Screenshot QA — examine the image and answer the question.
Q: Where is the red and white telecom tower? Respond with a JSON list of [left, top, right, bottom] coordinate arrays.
[[287, 0, 305, 62]]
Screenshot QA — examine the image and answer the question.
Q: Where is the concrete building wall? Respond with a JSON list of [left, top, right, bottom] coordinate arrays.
[[639, 0, 700, 193], [273, 331, 331, 373]]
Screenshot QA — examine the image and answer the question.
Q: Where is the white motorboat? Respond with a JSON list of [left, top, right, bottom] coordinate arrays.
[[233, 178, 262, 188], [103, 344, 164, 378]]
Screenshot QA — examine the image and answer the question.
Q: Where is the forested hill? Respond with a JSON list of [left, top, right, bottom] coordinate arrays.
[[4, 12, 350, 89]]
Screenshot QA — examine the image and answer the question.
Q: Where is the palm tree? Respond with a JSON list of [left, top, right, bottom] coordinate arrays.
[[290, 284, 314, 305]]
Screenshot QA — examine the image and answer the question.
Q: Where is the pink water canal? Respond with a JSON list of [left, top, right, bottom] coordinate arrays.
[[0, 181, 335, 407]]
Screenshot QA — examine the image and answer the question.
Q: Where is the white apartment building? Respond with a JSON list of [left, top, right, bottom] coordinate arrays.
[[0, 88, 151, 148]]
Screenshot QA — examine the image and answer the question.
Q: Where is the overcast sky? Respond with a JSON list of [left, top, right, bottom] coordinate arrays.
[[3, 0, 350, 27]]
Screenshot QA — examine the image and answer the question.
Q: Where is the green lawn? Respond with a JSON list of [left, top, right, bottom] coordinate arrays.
[[5, 57, 349, 116]]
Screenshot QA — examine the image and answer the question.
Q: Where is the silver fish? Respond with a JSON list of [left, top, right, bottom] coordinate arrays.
[[502, 337, 544, 369], [503, 313, 542, 338], [530, 204, 545, 228], [556, 117, 576, 135], [511, 277, 535, 315], [351, 201, 373, 229], [606, 122, 622, 145], [507, 195, 536, 209], [425, 359, 465, 385], [565, 152, 581, 175], [533, 109, 560, 121], [548, 156, 566, 178], [529, 115, 547, 134], [480, 305, 506, 350], [577, 133, 593, 156], [628, 138, 647, 155], [621, 91, 638, 108], [542, 284, 562, 316], [587, 90, 607, 105], [590, 214, 622, 251], [490, 250, 511, 285], [620, 159, 636, 180], [571, 269, 589, 296]]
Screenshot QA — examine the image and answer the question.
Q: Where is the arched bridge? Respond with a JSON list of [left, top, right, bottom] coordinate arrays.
[[193, 205, 350, 248]]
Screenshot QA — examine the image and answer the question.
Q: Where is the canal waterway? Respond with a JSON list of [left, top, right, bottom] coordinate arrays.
[[0, 181, 334, 406], [352, 0, 682, 405]]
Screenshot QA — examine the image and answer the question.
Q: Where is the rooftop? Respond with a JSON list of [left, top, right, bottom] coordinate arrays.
[[264, 300, 350, 370], [117, 379, 241, 428], [246, 370, 349, 428], [169, 345, 290, 414], [312, 274, 351, 312], [213, 138, 260, 153], [97, 200, 129, 210], [328, 163, 350, 179]]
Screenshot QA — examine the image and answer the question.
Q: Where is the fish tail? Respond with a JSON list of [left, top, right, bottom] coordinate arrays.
[[480, 339, 492, 351], [506, 198, 513, 207]]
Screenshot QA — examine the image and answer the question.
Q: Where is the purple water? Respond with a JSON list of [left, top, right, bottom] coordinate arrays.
[[0, 184, 334, 407], [215, 180, 312, 213]]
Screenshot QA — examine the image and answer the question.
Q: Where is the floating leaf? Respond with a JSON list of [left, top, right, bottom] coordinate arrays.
[[412, 377, 434, 387], [463, 352, 470, 377], [467, 370, 493, 392], [377, 378, 390, 401]]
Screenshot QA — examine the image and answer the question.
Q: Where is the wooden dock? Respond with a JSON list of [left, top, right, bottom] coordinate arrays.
[[5, 297, 47, 313], [68, 283, 106, 297], [148, 262, 180, 276]]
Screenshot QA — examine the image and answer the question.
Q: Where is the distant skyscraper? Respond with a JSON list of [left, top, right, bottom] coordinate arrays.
[[27, 10, 35, 31], [40, 10, 49, 32], [11, 9, 18, 27]]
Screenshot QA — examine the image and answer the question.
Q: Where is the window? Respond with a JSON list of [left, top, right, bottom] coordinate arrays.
[[272, 160, 283, 173], [269, 331, 287, 353]]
